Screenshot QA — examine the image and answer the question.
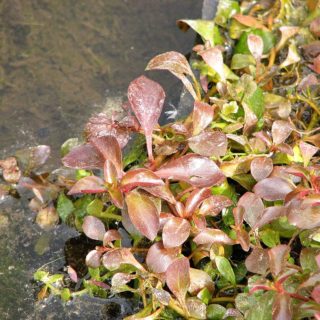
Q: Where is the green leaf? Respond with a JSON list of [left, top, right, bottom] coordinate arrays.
[[215, 0, 240, 27], [232, 173, 256, 191], [244, 86, 265, 119], [123, 134, 147, 168], [215, 256, 236, 285], [300, 248, 319, 272], [61, 138, 80, 156], [57, 193, 75, 223], [231, 54, 256, 69], [87, 199, 104, 216], [207, 304, 226, 320], [46, 274, 64, 284], [197, 287, 212, 305], [34, 270, 49, 282], [260, 229, 280, 248], [73, 195, 94, 218], [61, 288, 71, 301], [246, 291, 274, 320], [235, 29, 276, 55]]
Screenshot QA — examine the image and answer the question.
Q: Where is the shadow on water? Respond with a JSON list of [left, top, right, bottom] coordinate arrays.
[[0, 0, 202, 318]]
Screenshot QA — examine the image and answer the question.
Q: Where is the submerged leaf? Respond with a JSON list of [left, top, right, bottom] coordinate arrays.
[[127, 76, 165, 161], [189, 268, 214, 295], [155, 154, 225, 187], [276, 26, 299, 51]]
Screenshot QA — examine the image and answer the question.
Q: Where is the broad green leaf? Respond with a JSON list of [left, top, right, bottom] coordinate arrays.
[[246, 291, 274, 320], [57, 193, 75, 222], [215, 0, 240, 27], [300, 248, 319, 272], [260, 229, 280, 248], [231, 53, 256, 69], [215, 256, 236, 285], [46, 274, 64, 284], [244, 87, 265, 120], [73, 195, 94, 218], [34, 270, 49, 282], [61, 288, 71, 301], [207, 304, 226, 320], [61, 138, 80, 156], [87, 199, 104, 216], [123, 134, 147, 168]]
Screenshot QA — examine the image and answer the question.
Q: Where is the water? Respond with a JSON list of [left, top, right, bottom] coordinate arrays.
[[0, 1, 202, 318]]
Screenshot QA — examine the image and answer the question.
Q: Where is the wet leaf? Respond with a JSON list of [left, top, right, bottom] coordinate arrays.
[[142, 184, 176, 204], [250, 157, 273, 181], [151, 288, 171, 305], [57, 193, 74, 222], [192, 101, 215, 136], [199, 195, 233, 216], [206, 304, 226, 320], [238, 192, 264, 228], [162, 217, 190, 248], [253, 177, 294, 201], [186, 297, 207, 319], [155, 154, 225, 188], [146, 241, 179, 273], [125, 189, 160, 241], [193, 228, 234, 245], [184, 188, 212, 217], [272, 293, 292, 320], [188, 131, 228, 157], [189, 268, 214, 295], [166, 257, 190, 307], [199, 47, 225, 81], [85, 250, 102, 268], [127, 76, 165, 161], [254, 206, 286, 229], [120, 168, 164, 193], [299, 141, 318, 167], [260, 229, 280, 248], [103, 229, 122, 247], [247, 34, 263, 62], [82, 216, 106, 241], [215, 256, 236, 285], [231, 53, 256, 69], [68, 176, 106, 195], [67, 266, 78, 283], [268, 244, 289, 277], [245, 248, 269, 275]]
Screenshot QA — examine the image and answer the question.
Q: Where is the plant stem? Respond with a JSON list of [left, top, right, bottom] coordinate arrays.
[[168, 299, 187, 318]]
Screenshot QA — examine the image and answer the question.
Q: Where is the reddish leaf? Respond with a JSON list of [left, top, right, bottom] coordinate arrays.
[[192, 101, 214, 136], [298, 74, 319, 91], [120, 168, 164, 193], [271, 121, 293, 145], [67, 266, 78, 283], [254, 206, 286, 229], [155, 154, 225, 188], [253, 177, 294, 201], [236, 228, 250, 252], [108, 185, 124, 209], [232, 14, 268, 30], [142, 184, 176, 204], [103, 160, 118, 184], [312, 285, 320, 303], [162, 217, 191, 248], [189, 268, 214, 295], [199, 47, 225, 81], [62, 144, 104, 169], [102, 248, 145, 271], [121, 204, 142, 237], [125, 189, 160, 241], [250, 157, 273, 181], [112, 273, 138, 288], [82, 216, 106, 241], [127, 75, 165, 161], [166, 257, 190, 307], [146, 242, 179, 273], [90, 135, 123, 176], [146, 51, 197, 100], [85, 250, 102, 268], [272, 293, 292, 320], [193, 228, 234, 245], [199, 195, 233, 216], [247, 34, 263, 61], [103, 229, 122, 247], [186, 298, 207, 319], [299, 141, 319, 167], [188, 131, 228, 157], [243, 102, 258, 135], [238, 192, 264, 228], [68, 176, 106, 195], [311, 17, 320, 37], [184, 188, 212, 218], [245, 248, 270, 275], [268, 245, 289, 277]]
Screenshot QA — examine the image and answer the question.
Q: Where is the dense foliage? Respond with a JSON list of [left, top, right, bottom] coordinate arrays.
[[1, 0, 320, 319]]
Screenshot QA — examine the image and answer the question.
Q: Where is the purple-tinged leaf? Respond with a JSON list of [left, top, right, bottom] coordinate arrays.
[[102, 248, 145, 271], [299, 272, 320, 289], [199, 195, 233, 216], [245, 248, 270, 275], [103, 160, 118, 184], [85, 250, 102, 268], [151, 288, 171, 306], [85, 113, 130, 149], [233, 206, 245, 227], [90, 136, 123, 176], [62, 144, 104, 169], [193, 228, 234, 245], [166, 257, 190, 307], [268, 245, 289, 277], [250, 157, 273, 181], [159, 212, 175, 229], [254, 206, 286, 229], [199, 47, 225, 81], [312, 285, 320, 303], [275, 143, 294, 156], [192, 101, 214, 136], [142, 184, 176, 204], [120, 168, 164, 193], [127, 76, 165, 162], [298, 74, 319, 91], [188, 131, 228, 157], [243, 102, 258, 135], [247, 34, 263, 62], [146, 51, 197, 100], [82, 216, 106, 241], [121, 205, 142, 237], [236, 229, 250, 252], [189, 268, 214, 295], [103, 229, 122, 247], [192, 214, 207, 231], [67, 266, 78, 283], [238, 192, 264, 228], [253, 177, 294, 201], [184, 188, 212, 218], [68, 176, 106, 195], [271, 121, 293, 145], [111, 273, 137, 288], [186, 297, 207, 320], [299, 141, 319, 167], [272, 293, 292, 320], [287, 199, 320, 229], [146, 242, 179, 273], [311, 17, 320, 37], [125, 189, 160, 241], [162, 217, 191, 248], [155, 154, 225, 188]]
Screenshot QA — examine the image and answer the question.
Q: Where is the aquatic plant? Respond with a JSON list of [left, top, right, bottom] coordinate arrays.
[[1, 0, 320, 319]]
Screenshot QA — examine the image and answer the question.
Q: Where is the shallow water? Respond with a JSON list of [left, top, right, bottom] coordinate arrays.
[[0, 1, 202, 318]]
